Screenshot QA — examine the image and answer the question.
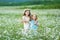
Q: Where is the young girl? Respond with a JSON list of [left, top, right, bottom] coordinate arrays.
[[30, 14, 39, 31], [22, 9, 31, 34]]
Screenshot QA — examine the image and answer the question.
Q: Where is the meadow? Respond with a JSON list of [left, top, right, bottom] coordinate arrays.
[[0, 6, 60, 40]]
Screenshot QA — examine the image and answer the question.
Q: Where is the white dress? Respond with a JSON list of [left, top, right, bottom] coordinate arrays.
[[22, 16, 30, 33]]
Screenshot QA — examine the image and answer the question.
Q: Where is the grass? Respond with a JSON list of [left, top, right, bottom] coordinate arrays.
[[0, 4, 60, 9], [0, 7, 60, 40]]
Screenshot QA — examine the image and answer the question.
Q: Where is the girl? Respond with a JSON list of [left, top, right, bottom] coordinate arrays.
[[22, 9, 31, 34], [30, 14, 39, 31]]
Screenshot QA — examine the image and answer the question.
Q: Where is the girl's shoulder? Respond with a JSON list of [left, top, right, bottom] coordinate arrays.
[[22, 16, 26, 20], [22, 16, 25, 17], [22, 16, 26, 18], [36, 20, 38, 22], [35, 20, 39, 23]]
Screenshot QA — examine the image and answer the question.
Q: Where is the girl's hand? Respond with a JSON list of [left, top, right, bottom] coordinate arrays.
[[34, 21, 39, 26], [34, 21, 37, 25], [22, 20, 29, 23]]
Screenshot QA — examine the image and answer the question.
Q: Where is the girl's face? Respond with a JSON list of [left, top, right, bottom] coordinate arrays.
[[32, 15, 37, 20], [25, 11, 30, 16]]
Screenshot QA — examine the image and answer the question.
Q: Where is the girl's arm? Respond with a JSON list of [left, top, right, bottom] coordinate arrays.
[[22, 20, 29, 23], [22, 16, 29, 23], [35, 21, 39, 26]]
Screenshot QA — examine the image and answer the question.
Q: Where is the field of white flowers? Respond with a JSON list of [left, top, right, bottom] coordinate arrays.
[[0, 8, 60, 40]]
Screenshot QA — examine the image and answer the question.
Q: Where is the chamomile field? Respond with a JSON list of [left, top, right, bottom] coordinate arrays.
[[0, 6, 60, 40]]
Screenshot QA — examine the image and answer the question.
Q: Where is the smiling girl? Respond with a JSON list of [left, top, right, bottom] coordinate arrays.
[[22, 9, 31, 34]]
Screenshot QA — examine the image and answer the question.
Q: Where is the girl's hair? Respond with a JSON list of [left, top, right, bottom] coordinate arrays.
[[23, 10, 31, 16], [32, 15, 37, 21]]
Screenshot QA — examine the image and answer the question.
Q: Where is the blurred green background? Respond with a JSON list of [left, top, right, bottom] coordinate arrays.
[[0, 0, 60, 9]]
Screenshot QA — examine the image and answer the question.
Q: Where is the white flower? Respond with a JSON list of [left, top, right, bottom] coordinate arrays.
[[0, 35, 2, 38], [3, 30, 7, 33], [46, 27, 51, 34]]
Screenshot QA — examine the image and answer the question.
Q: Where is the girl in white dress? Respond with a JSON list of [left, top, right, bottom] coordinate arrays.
[[22, 10, 31, 34]]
